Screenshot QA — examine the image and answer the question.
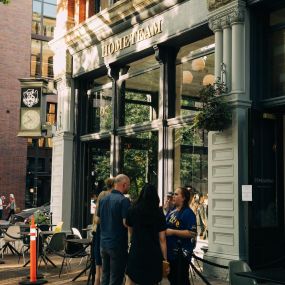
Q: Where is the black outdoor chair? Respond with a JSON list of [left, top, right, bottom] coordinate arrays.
[[229, 260, 258, 285], [40, 232, 66, 268], [58, 234, 89, 277]]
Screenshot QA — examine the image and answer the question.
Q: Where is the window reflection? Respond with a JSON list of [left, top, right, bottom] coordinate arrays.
[[31, 0, 56, 78], [176, 37, 215, 117], [174, 126, 208, 239], [270, 29, 285, 97], [31, 40, 41, 77], [89, 141, 111, 194], [88, 75, 112, 133], [122, 131, 158, 199], [270, 8, 285, 26], [42, 42, 54, 77], [121, 55, 159, 126]]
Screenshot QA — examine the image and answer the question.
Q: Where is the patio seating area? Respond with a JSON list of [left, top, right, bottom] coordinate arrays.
[[0, 253, 92, 285]]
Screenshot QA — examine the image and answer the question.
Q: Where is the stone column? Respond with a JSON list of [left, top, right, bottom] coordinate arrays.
[[231, 9, 245, 93], [206, 0, 250, 276], [222, 16, 232, 91], [50, 20, 75, 229], [209, 19, 223, 81]]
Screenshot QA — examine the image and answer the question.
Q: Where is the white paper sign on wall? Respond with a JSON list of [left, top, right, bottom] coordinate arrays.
[[242, 185, 252, 201]]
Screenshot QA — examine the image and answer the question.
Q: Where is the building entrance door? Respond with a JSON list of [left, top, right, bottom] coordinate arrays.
[[249, 111, 285, 268]]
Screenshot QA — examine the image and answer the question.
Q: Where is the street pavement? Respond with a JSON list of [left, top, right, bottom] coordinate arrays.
[[0, 253, 229, 285]]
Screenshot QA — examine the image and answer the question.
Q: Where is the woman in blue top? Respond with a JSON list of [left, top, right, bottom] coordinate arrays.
[[166, 187, 197, 285]]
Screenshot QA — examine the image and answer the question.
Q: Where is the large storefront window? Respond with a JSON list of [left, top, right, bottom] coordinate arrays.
[[172, 37, 214, 240], [120, 55, 159, 126], [174, 126, 208, 192], [122, 131, 158, 200], [88, 76, 112, 133], [173, 126, 208, 239], [270, 8, 285, 97], [176, 36, 215, 117], [88, 140, 111, 194]]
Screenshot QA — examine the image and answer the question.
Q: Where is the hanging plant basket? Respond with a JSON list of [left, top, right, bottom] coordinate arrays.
[[193, 81, 232, 132]]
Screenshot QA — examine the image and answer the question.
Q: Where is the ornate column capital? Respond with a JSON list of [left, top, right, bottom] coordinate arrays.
[[228, 6, 245, 25], [209, 18, 222, 32], [208, 0, 246, 31]]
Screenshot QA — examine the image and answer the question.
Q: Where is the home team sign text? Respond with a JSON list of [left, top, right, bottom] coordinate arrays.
[[102, 20, 163, 57]]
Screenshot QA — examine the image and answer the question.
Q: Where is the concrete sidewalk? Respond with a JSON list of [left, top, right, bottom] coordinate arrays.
[[0, 253, 229, 285]]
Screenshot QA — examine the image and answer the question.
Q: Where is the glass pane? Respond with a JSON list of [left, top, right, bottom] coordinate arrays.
[[43, 3, 56, 18], [122, 67, 159, 126], [122, 131, 158, 200], [42, 41, 54, 78], [173, 126, 208, 239], [270, 29, 285, 97], [31, 40, 41, 77], [44, 0, 57, 4], [127, 54, 158, 74], [177, 36, 215, 61], [176, 53, 215, 117], [89, 141, 111, 194], [270, 8, 285, 26], [32, 20, 42, 35], [100, 0, 110, 11], [33, 0, 42, 14], [93, 75, 111, 86], [88, 88, 112, 133], [43, 16, 56, 37]]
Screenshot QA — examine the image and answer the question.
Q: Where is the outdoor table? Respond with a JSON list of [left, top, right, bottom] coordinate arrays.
[[66, 238, 94, 284], [236, 267, 285, 284]]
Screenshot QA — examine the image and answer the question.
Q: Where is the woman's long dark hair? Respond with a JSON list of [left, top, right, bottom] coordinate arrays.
[[134, 183, 160, 221], [176, 186, 191, 209]]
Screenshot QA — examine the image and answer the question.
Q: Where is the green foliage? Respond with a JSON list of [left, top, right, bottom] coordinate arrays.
[[0, 0, 10, 4], [125, 91, 151, 125], [123, 132, 158, 201], [33, 210, 50, 225], [193, 82, 232, 132]]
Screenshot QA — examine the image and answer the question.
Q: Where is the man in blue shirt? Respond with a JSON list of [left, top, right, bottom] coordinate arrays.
[[98, 174, 131, 285]]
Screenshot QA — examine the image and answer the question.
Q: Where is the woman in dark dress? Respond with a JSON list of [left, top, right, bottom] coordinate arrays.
[[125, 184, 167, 285]]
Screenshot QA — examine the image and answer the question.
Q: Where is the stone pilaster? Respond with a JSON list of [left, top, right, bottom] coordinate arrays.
[[49, 26, 75, 230], [206, 0, 250, 275]]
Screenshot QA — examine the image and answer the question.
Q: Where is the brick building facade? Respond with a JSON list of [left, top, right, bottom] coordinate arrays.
[[0, 0, 32, 213]]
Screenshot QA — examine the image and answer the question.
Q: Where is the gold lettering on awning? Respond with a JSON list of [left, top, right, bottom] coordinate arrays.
[[101, 20, 163, 58]]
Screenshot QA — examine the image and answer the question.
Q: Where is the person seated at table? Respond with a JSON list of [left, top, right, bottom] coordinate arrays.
[[92, 177, 114, 285]]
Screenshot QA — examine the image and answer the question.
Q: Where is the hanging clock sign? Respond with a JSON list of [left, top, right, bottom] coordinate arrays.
[[18, 78, 48, 137], [21, 87, 41, 108]]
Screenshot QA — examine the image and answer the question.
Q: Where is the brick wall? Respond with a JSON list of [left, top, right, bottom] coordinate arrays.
[[0, 0, 32, 214]]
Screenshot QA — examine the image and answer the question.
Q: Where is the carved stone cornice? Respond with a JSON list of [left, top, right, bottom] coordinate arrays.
[[207, 0, 234, 12], [208, 0, 246, 32], [50, 0, 186, 56]]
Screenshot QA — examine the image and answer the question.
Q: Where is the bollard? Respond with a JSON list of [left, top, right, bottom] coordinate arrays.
[[19, 216, 48, 285]]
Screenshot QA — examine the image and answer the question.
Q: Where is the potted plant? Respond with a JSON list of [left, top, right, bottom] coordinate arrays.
[[193, 80, 232, 132], [32, 210, 51, 231]]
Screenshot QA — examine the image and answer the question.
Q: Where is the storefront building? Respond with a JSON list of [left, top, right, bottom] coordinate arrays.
[[50, 0, 285, 270]]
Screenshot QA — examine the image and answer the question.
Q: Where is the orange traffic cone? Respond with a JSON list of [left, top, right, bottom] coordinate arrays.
[[19, 216, 48, 284]]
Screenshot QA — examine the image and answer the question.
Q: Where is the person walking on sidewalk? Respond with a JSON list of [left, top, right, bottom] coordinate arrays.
[[6, 194, 16, 221], [92, 177, 114, 285], [0, 195, 5, 220], [125, 183, 168, 285], [97, 174, 131, 285]]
